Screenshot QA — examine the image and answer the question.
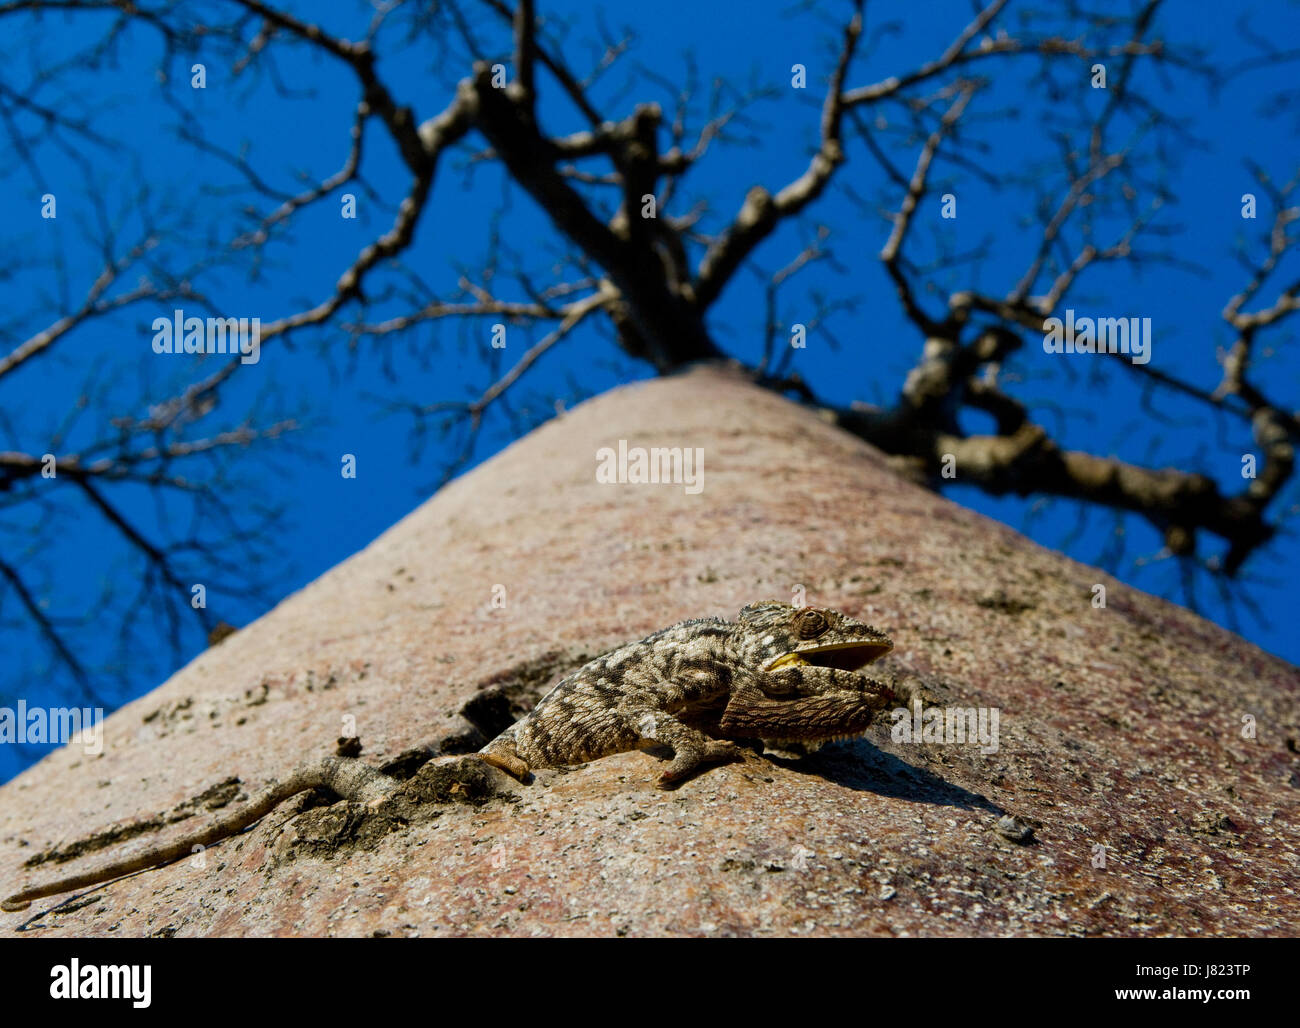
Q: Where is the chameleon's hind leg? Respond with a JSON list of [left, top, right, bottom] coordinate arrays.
[[628, 710, 744, 788], [477, 739, 533, 782]]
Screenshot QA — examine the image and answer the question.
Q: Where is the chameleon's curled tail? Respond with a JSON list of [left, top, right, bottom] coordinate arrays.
[[1, 756, 397, 913]]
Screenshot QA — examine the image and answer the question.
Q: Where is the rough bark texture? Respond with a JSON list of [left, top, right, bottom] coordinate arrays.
[[2, 365, 1296, 937]]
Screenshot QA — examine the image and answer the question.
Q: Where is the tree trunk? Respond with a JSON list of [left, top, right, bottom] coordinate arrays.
[[2, 364, 1296, 937]]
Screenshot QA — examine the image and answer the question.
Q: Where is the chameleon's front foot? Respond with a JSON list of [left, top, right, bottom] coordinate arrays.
[[657, 739, 745, 789]]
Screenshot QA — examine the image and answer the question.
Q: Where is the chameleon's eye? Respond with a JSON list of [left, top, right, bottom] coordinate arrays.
[[795, 610, 828, 639]]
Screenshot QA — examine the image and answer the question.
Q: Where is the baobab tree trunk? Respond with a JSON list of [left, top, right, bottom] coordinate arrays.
[[2, 364, 1296, 937]]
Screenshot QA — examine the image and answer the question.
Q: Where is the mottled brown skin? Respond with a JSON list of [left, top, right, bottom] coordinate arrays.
[[479, 601, 895, 786], [3, 602, 893, 913]]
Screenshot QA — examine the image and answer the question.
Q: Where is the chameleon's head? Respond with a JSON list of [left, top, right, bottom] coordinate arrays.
[[721, 601, 895, 743]]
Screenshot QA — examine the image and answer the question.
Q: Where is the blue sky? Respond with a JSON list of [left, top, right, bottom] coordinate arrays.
[[1, 0, 1296, 780]]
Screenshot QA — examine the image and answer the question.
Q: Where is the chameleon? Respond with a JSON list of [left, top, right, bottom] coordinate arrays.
[[2, 601, 894, 912]]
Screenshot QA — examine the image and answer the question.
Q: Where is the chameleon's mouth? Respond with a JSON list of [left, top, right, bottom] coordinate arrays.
[[767, 639, 893, 674]]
